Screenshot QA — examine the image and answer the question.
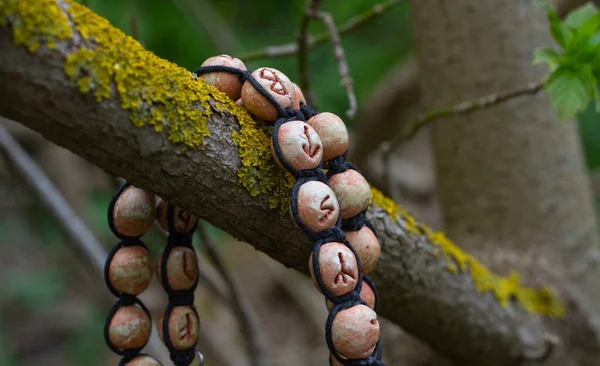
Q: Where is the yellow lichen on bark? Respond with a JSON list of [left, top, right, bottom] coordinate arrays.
[[370, 187, 565, 317]]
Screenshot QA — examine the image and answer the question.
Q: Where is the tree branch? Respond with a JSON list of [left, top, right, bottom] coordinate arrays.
[[309, 10, 357, 119], [0, 1, 567, 364], [239, 0, 402, 61], [382, 80, 544, 154], [297, 0, 322, 104]]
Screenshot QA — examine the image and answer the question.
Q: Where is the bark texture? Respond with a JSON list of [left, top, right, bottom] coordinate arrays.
[[0, 0, 594, 364], [411, 1, 600, 365]]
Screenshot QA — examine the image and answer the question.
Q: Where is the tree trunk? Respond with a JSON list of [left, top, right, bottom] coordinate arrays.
[[411, 1, 600, 365]]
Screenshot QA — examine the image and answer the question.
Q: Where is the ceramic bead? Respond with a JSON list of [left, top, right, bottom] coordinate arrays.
[[112, 186, 156, 237], [291, 82, 306, 109], [306, 112, 349, 162], [156, 247, 199, 290], [309, 242, 358, 296], [200, 55, 247, 100], [241, 67, 295, 121], [345, 226, 380, 275], [295, 181, 340, 232], [125, 355, 162, 366], [109, 246, 153, 295], [108, 305, 151, 350], [331, 304, 379, 359], [328, 169, 371, 219], [158, 306, 200, 350], [271, 120, 323, 171], [156, 200, 198, 233]]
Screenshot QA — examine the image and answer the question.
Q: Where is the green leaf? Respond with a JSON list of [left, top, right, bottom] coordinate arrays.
[[545, 67, 591, 121], [533, 47, 560, 68], [537, 0, 573, 47], [565, 3, 599, 28]]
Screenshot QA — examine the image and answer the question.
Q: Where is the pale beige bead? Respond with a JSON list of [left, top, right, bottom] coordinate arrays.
[[306, 112, 349, 162], [157, 200, 198, 233], [108, 305, 151, 350], [113, 186, 156, 237], [345, 226, 381, 275], [109, 246, 153, 295], [331, 304, 379, 359], [295, 181, 340, 232], [125, 355, 162, 366], [328, 170, 371, 219], [309, 242, 358, 296], [326, 280, 376, 311], [189, 351, 203, 366], [241, 67, 295, 121], [158, 306, 200, 350], [271, 120, 323, 171], [291, 82, 307, 109], [200, 55, 247, 100], [156, 247, 199, 290]]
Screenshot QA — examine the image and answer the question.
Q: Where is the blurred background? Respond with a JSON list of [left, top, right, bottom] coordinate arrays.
[[0, 0, 598, 365]]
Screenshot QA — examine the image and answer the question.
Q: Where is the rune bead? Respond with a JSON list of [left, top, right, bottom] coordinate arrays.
[[200, 54, 247, 101], [156, 247, 199, 291], [157, 200, 198, 233], [295, 181, 340, 232], [309, 242, 358, 297], [158, 306, 200, 350], [125, 355, 162, 366], [108, 305, 152, 350], [306, 112, 349, 162], [331, 304, 380, 359], [272, 120, 323, 171], [241, 67, 295, 121], [291, 82, 307, 110], [328, 169, 371, 219], [345, 226, 381, 275], [112, 186, 156, 237], [109, 246, 153, 295]]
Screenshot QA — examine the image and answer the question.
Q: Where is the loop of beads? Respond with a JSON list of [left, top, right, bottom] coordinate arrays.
[[104, 182, 160, 366], [105, 183, 204, 366], [196, 55, 384, 366], [155, 201, 202, 366]]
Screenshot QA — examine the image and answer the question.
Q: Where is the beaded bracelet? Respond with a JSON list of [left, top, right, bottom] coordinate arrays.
[[104, 183, 204, 366], [195, 55, 384, 366]]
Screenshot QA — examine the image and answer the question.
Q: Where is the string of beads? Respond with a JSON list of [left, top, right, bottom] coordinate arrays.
[[195, 55, 384, 365], [104, 183, 204, 366]]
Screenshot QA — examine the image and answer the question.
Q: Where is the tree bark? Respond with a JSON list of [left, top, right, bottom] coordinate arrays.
[[0, 0, 593, 364], [411, 1, 600, 365]]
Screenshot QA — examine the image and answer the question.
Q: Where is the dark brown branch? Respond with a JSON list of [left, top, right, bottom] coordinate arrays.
[[310, 11, 357, 119], [198, 224, 266, 366], [239, 0, 402, 61], [297, 0, 323, 105]]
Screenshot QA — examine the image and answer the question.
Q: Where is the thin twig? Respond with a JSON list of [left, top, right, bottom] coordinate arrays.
[[297, 0, 323, 105], [239, 0, 402, 61], [311, 11, 357, 119], [383, 80, 545, 153], [197, 224, 265, 366], [0, 122, 106, 275]]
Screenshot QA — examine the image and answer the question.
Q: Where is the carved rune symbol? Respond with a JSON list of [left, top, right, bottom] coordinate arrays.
[[319, 195, 335, 224], [334, 252, 355, 286], [178, 210, 192, 229], [178, 312, 193, 340], [260, 68, 285, 95], [299, 125, 321, 159]]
